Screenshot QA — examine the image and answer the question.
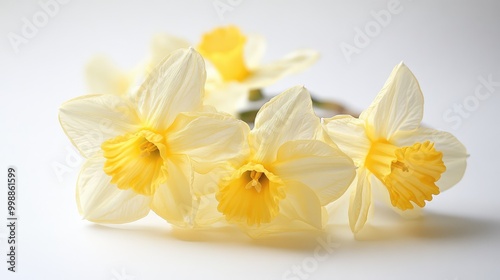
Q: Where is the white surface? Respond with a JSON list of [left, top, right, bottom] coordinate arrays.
[[1, 0, 499, 279]]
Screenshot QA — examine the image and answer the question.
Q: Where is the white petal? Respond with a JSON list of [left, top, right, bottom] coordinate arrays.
[[392, 127, 468, 192], [85, 55, 132, 96], [244, 181, 324, 238], [136, 48, 206, 130], [150, 33, 191, 66], [243, 49, 319, 89], [151, 156, 195, 227], [204, 59, 224, 90], [59, 94, 141, 158], [279, 181, 324, 229], [348, 168, 373, 233], [204, 83, 249, 116], [251, 86, 321, 164], [244, 34, 266, 70], [192, 192, 225, 227], [322, 115, 371, 166], [360, 62, 424, 140], [167, 111, 250, 173], [272, 140, 356, 206], [370, 177, 423, 218], [76, 156, 151, 223]]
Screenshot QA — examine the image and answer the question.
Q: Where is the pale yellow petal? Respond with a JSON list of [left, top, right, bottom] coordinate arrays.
[[85, 55, 132, 96], [392, 127, 468, 192], [204, 83, 249, 116], [244, 181, 324, 238], [243, 49, 319, 89], [322, 115, 371, 166], [192, 192, 225, 227], [166, 111, 250, 173], [150, 33, 191, 67], [59, 94, 141, 158], [272, 140, 356, 206], [136, 48, 205, 130], [76, 156, 151, 223], [348, 168, 373, 233], [244, 34, 266, 70], [204, 59, 224, 90], [195, 165, 238, 209], [251, 86, 321, 164], [360, 62, 424, 140], [277, 181, 324, 230], [151, 156, 195, 227]]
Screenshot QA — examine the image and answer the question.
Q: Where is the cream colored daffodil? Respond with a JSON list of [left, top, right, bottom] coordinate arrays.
[[198, 26, 320, 115], [322, 63, 468, 233], [196, 86, 356, 237], [59, 48, 248, 226], [86, 26, 319, 117]]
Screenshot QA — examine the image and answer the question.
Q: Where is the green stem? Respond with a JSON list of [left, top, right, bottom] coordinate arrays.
[[248, 89, 264, 101]]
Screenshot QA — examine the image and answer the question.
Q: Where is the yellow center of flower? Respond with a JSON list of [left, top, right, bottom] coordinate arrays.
[[198, 26, 251, 82], [216, 163, 285, 226], [365, 140, 446, 210], [102, 129, 168, 196]]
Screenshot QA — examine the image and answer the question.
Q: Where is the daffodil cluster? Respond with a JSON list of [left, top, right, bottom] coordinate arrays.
[[60, 47, 467, 237]]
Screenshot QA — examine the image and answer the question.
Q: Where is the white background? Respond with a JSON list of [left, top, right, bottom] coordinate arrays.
[[1, 0, 500, 279]]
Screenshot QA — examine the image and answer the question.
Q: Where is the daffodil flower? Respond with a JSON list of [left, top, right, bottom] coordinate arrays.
[[198, 26, 320, 115], [59, 48, 248, 226], [322, 63, 468, 233], [85, 26, 319, 117], [199, 86, 356, 237]]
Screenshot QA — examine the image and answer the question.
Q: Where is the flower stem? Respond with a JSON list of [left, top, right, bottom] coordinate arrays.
[[248, 89, 264, 101]]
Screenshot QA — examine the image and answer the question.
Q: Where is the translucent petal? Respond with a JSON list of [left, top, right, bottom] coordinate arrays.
[[192, 192, 224, 227], [360, 62, 424, 140], [272, 140, 355, 205], [322, 115, 371, 166], [243, 181, 324, 238], [151, 155, 195, 227], [136, 48, 205, 130], [59, 94, 141, 158], [251, 86, 321, 164], [76, 156, 151, 223], [348, 168, 373, 233], [149, 33, 191, 68], [244, 34, 266, 70], [167, 111, 250, 173], [278, 181, 324, 230], [203, 83, 249, 116], [243, 49, 320, 89]]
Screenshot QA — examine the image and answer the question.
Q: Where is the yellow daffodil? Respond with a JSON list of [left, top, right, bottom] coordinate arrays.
[[197, 86, 356, 237], [59, 48, 248, 226], [322, 63, 468, 233], [198, 26, 320, 115]]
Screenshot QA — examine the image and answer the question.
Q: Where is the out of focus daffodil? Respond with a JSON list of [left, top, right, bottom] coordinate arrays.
[[60, 48, 247, 226], [322, 63, 468, 233], [198, 86, 356, 237], [86, 26, 319, 117], [198, 26, 319, 115]]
